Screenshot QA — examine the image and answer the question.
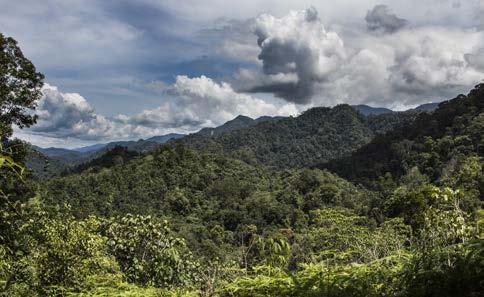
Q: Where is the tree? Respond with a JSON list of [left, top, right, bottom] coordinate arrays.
[[0, 33, 44, 140], [103, 214, 200, 288], [0, 34, 43, 294]]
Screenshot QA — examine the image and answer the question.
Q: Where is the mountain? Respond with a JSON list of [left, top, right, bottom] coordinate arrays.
[[30, 133, 185, 163], [412, 102, 440, 112], [73, 143, 107, 153], [41, 144, 370, 224], [196, 115, 282, 137], [25, 103, 433, 176], [147, 133, 184, 143], [25, 149, 69, 178], [71, 134, 183, 154], [31, 86, 483, 296], [39, 103, 410, 175], [70, 145, 141, 174], [32, 146, 80, 157], [87, 139, 159, 160], [31, 145, 87, 164], [177, 104, 418, 168], [352, 103, 442, 116], [352, 104, 393, 115]]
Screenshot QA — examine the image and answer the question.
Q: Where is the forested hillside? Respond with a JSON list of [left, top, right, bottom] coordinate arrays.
[[1, 33, 482, 297], [179, 105, 418, 167], [323, 85, 484, 208]]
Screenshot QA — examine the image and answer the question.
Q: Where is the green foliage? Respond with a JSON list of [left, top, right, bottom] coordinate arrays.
[[0, 33, 44, 293], [36, 214, 120, 293], [221, 186, 482, 297], [0, 33, 44, 139], [178, 105, 417, 168], [35, 140, 482, 296], [324, 85, 484, 201], [220, 258, 407, 297], [66, 282, 164, 297], [400, 187, 483, 297], [40, 146, 372, 258], [293, 208, 410, 265], [69, 146, 141, 174], [103, 214, 200, 288], [0, 153, 36, 296]]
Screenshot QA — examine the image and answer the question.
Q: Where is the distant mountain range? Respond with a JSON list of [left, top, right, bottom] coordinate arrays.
[[352, 102, 440, 115], [72, 143, 107, 153], [30, 116, 283, 169], [69, 133, 185, 154], [27, 133, 184, 177], [26, 102, 441, 177]]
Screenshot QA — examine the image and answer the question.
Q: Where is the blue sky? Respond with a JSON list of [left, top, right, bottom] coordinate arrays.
[[1, 0, 483, 147]]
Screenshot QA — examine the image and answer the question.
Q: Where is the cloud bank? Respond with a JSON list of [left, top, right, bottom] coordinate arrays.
[[19, 80, 297, 146], [232, 7, 484, 108]]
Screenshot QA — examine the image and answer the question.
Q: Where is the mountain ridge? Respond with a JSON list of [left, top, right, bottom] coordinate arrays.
[[176, 104, 419, 168], [26, 102, 441, 176]]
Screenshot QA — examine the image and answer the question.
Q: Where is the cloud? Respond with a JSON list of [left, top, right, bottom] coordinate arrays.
[[19, 79, 298, 146], [8, 1, 484, 147], [387, 29, 484, 98], [236, 8, 346, 104], [479, 0, 484, 29], [0, 0, 215, 118], [31, 84, 116, 140], [465, 48, 484, 71], [365, 5, 408, 33], [228, 7, 484, 108], [197, 18, 260, 63], [319, 27, 484, 107], [125, 75, 298, 128]]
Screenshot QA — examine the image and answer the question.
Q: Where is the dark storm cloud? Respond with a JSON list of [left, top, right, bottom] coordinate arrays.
[[365, 5, 408, 33], [236, 8, 346, 104]]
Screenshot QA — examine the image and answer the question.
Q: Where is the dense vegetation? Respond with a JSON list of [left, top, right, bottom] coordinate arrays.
[[178, 105, 418, 168], [1, 34, 483, 296], [323, 86, 484, 210]]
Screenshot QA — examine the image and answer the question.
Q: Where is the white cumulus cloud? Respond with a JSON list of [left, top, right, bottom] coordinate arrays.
[[123, 75, 298, 129], [31, 84, 117, 140], [17, 78, 298, 146]]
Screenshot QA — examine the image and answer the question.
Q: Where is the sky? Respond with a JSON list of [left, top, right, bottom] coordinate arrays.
[[1, 0, 483, 148]]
